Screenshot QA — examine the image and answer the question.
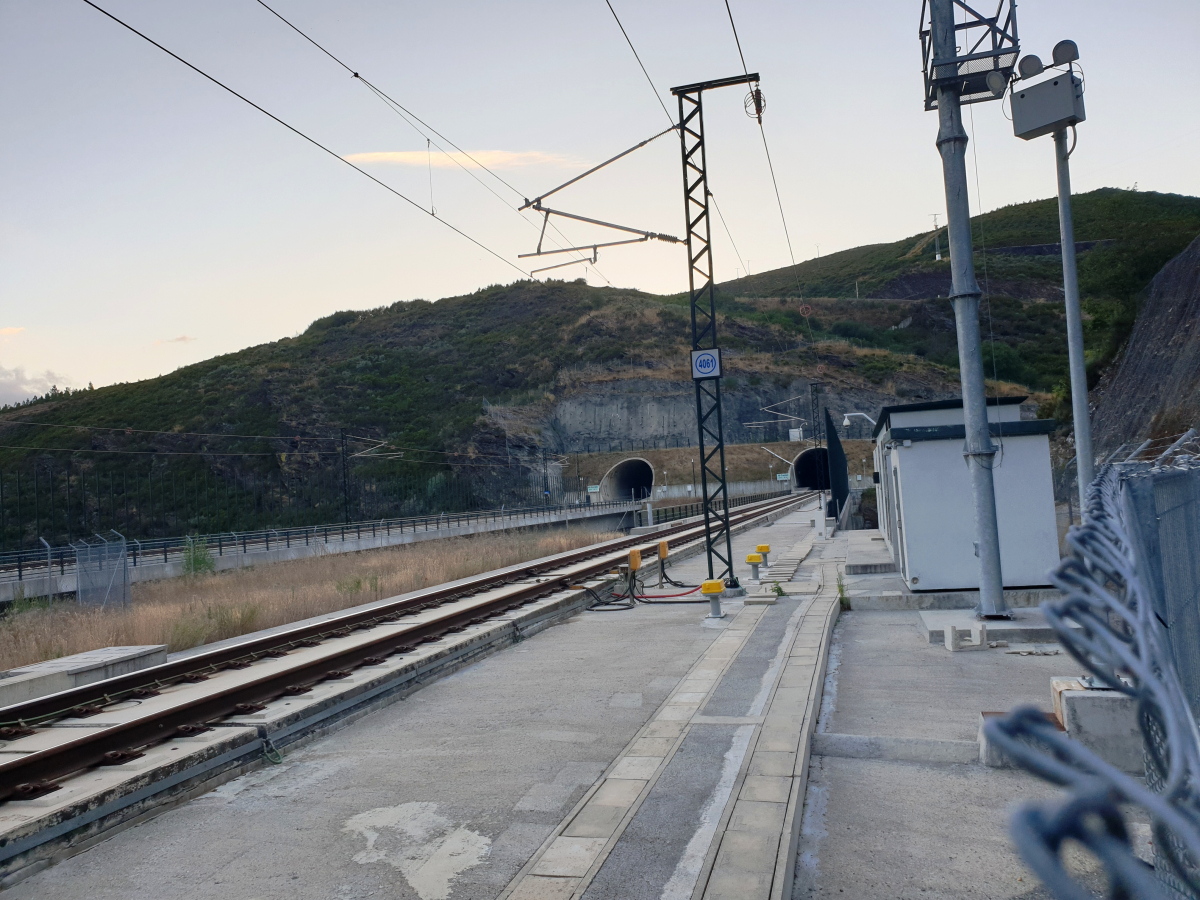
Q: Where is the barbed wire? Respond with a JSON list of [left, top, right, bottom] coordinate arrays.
[[985, 446, 1200, 899]]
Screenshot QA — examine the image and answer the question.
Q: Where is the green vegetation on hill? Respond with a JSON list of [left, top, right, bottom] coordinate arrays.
[[719, 188, 1200, 393], [1, 187, 1195, 530]]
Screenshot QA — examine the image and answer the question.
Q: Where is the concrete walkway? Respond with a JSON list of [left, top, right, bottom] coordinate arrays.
[[790, 542, 1118, 899], [503, 506, 838, 900]]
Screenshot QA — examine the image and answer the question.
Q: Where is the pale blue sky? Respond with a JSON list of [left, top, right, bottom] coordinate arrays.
[[2, 0, 1197, 402]]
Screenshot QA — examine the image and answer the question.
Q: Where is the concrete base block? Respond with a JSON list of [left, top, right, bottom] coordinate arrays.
[[744, 596, 778, 606], [1053, 679, 1143, 774], [851, 587, 1062, 611], [0, 646, 168, 709], [919, 609, 1068, 645], [844, 562, 898, 575], [812, 732, 978, 765], [722, 586, 747, 598], [979, 711, 1064, 767]]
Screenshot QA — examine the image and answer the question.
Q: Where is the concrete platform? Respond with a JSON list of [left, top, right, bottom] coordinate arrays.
[[792, 606, 1123, 897]]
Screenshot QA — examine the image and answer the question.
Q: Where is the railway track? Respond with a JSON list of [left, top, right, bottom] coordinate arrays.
[[0, 492, 813, 805]]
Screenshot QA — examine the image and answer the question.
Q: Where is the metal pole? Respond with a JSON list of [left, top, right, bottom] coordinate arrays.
[[1054, 127, 1094, 509], [340, 429, 350, 524], [930, 0, 1006, 615]]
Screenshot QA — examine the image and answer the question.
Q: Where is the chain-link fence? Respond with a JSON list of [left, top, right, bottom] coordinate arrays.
[[72, 530, 130, 608], [985, 429, 1200, 899]]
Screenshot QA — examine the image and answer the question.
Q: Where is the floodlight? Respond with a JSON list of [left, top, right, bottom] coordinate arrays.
[[985, 71, 1008, 98], [1052, 40, 1079, 66], [1018, 55, 1044, 79]]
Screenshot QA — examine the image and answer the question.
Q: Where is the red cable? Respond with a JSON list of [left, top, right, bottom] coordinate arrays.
[[637, 586, 703, 598]]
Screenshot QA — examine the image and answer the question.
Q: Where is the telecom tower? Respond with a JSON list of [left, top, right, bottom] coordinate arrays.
[[919, 0, 1019, 616]]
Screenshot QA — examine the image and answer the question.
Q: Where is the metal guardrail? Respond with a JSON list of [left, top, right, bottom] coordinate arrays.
[[0, 490, 791, 590], [985, 439, 1200, 900]]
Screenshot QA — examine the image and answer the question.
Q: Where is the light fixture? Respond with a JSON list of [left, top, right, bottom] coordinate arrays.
[[1018, 54, 1044, 79], [1052, 40, 1079, 66], [985, 71, 1008, 98]]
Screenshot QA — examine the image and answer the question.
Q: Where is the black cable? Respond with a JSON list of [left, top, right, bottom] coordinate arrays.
[[603, 0, 673, 127], [585, 575, 636, 611], [722, 1, 801, 286], [710, 189, 749, 278], [657, 558, 697, 589], [0, 420, 537, 463], [355, 77, 612, 284], [80, 0, 529, 278], [723, 0, 751, 75], [252, 0, 610, 284]]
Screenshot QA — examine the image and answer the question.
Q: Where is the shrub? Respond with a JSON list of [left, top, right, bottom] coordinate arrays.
[[182, 537, 216, 576]]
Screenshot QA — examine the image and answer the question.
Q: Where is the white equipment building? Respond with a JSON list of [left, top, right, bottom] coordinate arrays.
[[872, 398, 1059, 591]]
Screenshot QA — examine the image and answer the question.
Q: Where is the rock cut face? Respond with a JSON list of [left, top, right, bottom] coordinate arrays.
[[1093, 233, 1200, 450]]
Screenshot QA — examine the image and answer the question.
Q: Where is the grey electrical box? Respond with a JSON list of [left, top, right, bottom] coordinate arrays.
[[1011, 74, 1085, 140]]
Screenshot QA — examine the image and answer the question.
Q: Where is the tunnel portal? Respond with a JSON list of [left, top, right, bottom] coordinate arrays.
[[600, 458, 655, 502], [793, 448, 830, 491]]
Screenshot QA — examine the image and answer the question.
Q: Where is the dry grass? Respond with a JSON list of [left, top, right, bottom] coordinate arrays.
[[0, 527, 618, 670]]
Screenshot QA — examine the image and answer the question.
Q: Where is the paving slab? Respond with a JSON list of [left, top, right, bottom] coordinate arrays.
[[792, 557, 1125, 898]]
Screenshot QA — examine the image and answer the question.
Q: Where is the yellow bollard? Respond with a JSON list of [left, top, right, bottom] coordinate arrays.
[[746, 552, 763, 580], [756, 543, 771, 567], [701, 578, 726, 619]]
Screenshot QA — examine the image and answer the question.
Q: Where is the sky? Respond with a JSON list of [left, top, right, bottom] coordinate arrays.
[[1, 0, 1198, 404]]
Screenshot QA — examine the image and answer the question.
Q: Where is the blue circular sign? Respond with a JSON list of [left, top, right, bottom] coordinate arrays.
[[694, 351, 718, 375]]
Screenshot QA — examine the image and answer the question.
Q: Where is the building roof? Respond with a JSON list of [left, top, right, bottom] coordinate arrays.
[[871, 396, 1027, 439]]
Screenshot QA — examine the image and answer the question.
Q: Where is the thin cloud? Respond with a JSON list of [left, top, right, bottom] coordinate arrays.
[[0, 365, 70, 406], [344, 150, 578, 169], [0, 327, 24, 336], [154, 335, 196, 345]]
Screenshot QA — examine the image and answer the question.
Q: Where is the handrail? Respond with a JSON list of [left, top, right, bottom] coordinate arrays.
[[0, 491, 791, 585]]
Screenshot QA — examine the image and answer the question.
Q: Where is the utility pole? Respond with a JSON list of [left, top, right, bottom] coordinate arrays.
[[339, 428, 350, 524], [672, 72, 759, 591], [809, 382, 825, 448], [923, 0, 1017, 617], [1054, 126, 1093, 506], [1009, 39, 1092, 511]]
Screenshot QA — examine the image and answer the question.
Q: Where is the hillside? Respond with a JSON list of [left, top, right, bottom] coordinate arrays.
[[2, 187, 1197, 547], [719, 188, 1200, 395], [0, 280, 965, 470]]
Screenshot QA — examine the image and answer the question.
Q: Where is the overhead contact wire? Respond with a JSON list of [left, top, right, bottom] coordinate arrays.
[[723, 0, 801, 286], [603, 0, 674, 127], [81, 0, 528, 277], [253, 0, 609, 282]]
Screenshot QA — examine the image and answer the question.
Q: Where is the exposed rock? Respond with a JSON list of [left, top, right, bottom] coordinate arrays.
[[1092, 234, 1200, 450]]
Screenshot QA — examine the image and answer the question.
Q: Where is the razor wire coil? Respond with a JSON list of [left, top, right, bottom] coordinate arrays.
[[984, 444, 1200, 900]]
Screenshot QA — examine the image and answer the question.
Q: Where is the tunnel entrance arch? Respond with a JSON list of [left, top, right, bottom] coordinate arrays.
[[599, 458, 655, 502], [793, 448, 830, 491]]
